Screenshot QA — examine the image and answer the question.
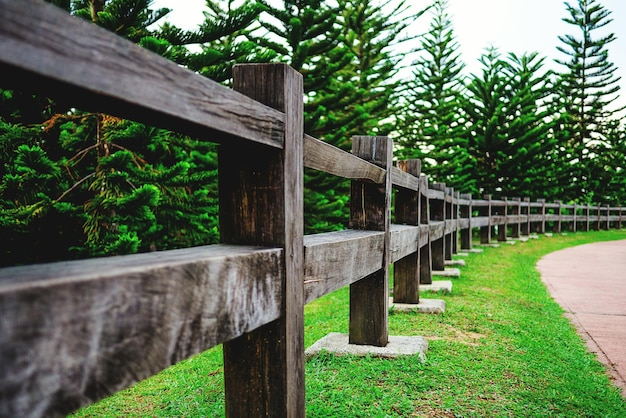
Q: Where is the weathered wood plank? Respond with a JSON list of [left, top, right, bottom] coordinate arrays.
[[0, 0, 284, 149], [391, 166, 419, 191], [473, 216, 491, 228], [304, 134, 386, 183], [221, 64, 305, 417], [390, 225, 420, 263], [349, 136, 392, 347], [303, 230, 384, 304], [429, 221, 446, 241], [0, 245, 282, 418], [393, 159, 421, 304], [419, 177, 432, 285], [428, 189, 445, 200]]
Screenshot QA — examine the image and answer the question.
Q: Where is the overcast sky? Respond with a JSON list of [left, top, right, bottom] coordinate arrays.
[[152, 0, 626, 111]]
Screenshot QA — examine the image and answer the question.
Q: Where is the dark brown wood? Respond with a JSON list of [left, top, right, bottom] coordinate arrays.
[[452, 191, 460, 254], [0, 245, 283, 418], [349, 136, 392, 347], [537, 199, 546, 234], [304, 134, 385, 183], [521, 198, 531, 236], [419, 176, 433, 284], [460, 193, 472, 250], [221, 64, 304, 417], [0, 0, 285, 150], [480, 195, 492, 244], [393, 159, 421, 304], [430, 183, 446, 270], [497, 198, 508, 242], [510, 198, 521, 238], [444, 187, 453, 260]]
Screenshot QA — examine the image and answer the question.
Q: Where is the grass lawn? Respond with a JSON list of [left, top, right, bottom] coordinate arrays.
[[73, 230, 626, 417]]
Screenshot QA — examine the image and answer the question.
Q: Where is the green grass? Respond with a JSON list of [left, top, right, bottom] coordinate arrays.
[[73, 230, 626, 417]]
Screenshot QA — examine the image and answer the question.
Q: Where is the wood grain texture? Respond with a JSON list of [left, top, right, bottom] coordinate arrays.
[[460, 193, 472, 250], [304, 134, 385, 183], [303, 230, 384, 304], [0, 245, 282, 418], [390, 225, 420, 264], [430, 183, 446, 270], [391, 166, 419, 191], [349, 136, 392, 347], [222, 64, 304, 418], [419, 176, 432, 285], [0, 0, 285, 149], [393, 160, 420, 303]]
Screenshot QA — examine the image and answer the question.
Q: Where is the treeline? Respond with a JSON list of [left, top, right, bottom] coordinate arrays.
[[0, 0, 623, 266]]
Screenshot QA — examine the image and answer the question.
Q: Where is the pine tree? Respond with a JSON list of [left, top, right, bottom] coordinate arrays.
[[1, 0, 242, 265], [462, 46, 508, 195], [156, 1, 275, 84], [255, 0, 353, 232], [554, 0, 623, 202], [396, 0, 470, 190], [499, 52, 559, 199]]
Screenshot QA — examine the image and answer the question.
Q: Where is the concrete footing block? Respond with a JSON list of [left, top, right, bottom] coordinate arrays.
[[500, 240, 517, 245], [456, 252, 469, 257], [445, 259, 466, 267], [530, 234, 540, 239], [544, 233, 553, 237], [305, 332, 428, 360], [420, 280, 452, 293], [478, 243, 500, 248], [432, 268, 460, 278], [389, 297, 446, 314], [468, 248, 484, 253]]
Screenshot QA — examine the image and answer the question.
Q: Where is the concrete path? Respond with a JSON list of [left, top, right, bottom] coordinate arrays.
[[537, 239, 626, 396]]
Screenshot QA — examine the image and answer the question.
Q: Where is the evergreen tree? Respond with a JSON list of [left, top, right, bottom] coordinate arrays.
[[256, 0, 421, 232], [499, 52, 559, 199], [554, 0, 623, 202], [396, 0, 470, 190], [461, 49, 561, 199], [256, 0, 352, 232], [462, 46, 508, 195], [157, 1, 275, 84], [1, 0, 256, 265]]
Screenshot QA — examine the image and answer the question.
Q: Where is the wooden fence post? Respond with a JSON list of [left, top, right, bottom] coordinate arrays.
[[594, 205, 601, 231], [460, 193, 472, 250], [480, 194, 492, 244], [585, 204, 591, 231], [431, 183, 446, 270], [511, 197, 521, 238], [555, 200, 562, 233], [221, 64, 305, 417], [444, 186, 454, 260], [419, 176, 433, 285], [453, 191, 460, 254], [572, 204, 577, 232], [393, 159, 421, 304], [605, 205, 611, 230], [520, 198, 530, 236], [537, 199, 546, 234], [349, 136, 392, 347], [498, 197, 508, 242]]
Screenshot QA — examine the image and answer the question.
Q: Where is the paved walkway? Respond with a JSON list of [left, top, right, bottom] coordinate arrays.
[[537, 239, 626, 396]]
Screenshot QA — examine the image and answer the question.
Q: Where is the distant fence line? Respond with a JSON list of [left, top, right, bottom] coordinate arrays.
[[1, 1, 624, 417]]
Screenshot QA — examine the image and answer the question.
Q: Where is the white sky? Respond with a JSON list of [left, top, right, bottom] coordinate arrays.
[[151, 0, 626, 112]]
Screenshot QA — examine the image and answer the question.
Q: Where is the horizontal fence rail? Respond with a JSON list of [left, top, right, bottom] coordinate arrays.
[[1, 1, 625, 417]]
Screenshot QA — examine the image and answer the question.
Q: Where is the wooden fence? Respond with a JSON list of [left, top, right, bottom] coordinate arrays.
[[1, 1, 624, 417]]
